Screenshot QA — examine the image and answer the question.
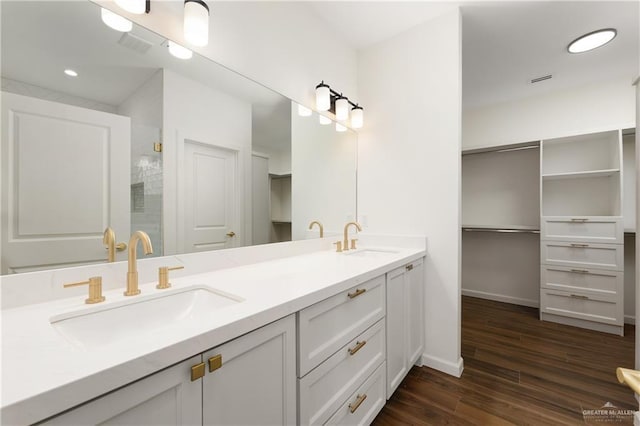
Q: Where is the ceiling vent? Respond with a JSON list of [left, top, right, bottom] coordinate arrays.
[[530, 74, 553, 84], [118, 33, 153, 54]]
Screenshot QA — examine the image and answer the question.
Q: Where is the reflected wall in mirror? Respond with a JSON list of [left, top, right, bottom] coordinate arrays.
[[0, 0, 357, 274]]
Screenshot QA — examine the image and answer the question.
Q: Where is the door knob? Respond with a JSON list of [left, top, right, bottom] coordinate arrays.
[[226, 231, 236, 237]]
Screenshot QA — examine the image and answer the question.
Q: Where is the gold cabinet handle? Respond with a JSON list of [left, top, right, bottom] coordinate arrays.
[[157, 265, 185, 289], [349, 394, 367, 414], [208, 354, 222, 373], [64, 276, 105, 304], [406, 264, 414, 271], [569, 243, 589, 248], [348, 340, 367, 356], [570, 218, 589, 222], [191, 362, 206, 381], [570, 294, 589, 300], [226, 231, 236, 237], [348, 288, 366, 299], [570, 269, 590, 274]]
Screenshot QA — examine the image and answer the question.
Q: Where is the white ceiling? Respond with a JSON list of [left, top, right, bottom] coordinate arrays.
[[307, 1, 639, 110]]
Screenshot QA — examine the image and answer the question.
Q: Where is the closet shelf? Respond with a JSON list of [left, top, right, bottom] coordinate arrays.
[[542, 169, 620, 180]]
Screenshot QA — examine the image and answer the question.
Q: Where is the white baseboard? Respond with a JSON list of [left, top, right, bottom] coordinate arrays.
[[421, 354, 464, 378], [625, 315, 636, 325], [462, 289, 539, 308]]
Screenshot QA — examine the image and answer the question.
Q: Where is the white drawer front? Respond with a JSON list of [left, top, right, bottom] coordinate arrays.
[[299, 319, 385, 426], [541, 289, 621, 325], [298, 275, 385, 376], [541, 265, 622, 295], [542, 217, 623, 244], [541, 241, 623, 271], [324, 362, 386, 426]]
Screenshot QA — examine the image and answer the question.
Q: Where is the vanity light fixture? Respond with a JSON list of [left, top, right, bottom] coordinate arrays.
[[568, 28, 617, 53], [101, 8, 133, 32], [64, 69, 78, 77], [184, 0, 210, 47], [297, 104, 312, 117], [167, 40, 193, 60], [319, 115, 332, 125], [115, 0, 150, 15], [314, 81, 364, 129]]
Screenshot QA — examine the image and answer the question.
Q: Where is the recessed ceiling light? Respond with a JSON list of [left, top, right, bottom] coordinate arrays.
[[568, 28, 617, 54], [167, 40, 193, 60], [101, 8, 133, 32], [64, 69, 78, 77]]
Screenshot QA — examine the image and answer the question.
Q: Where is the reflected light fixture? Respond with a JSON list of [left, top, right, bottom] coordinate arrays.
[[168, 40, 193, 60], [319, 115, 332, 125], [115, 0, 149, 15], [568, 28, 617, 53], [101, 8, 133, 32], [314, 81, 364, 130], [64, 69, 78, 77], [184, 0, 210, 47], [297, 104, 312, 117], [336, 123, 347, 132]]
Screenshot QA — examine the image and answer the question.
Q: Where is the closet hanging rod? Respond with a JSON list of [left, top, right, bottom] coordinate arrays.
[[462, 228, 540, 234], [462, 143, 539, 156]]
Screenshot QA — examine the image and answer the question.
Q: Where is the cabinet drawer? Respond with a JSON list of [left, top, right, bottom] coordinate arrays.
[[540, 289, 621, 325], [541, 241, 623, 271], [541, 216, 623, 244], [298, 275, 385, 376], [324, 362, 386, 426], [298, 319, 385, 426], [541, 265, 622, 295]]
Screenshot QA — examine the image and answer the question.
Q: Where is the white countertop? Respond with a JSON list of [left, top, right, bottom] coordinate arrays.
[[1, 244, 425, 424]]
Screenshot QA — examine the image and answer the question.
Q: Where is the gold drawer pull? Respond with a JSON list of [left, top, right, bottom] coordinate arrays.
[[569, 243, 589, 248], [208, 354, 222, 372], [349, 394, 367, 414], [191, 362, 206, 381], [348, 340, 367, 356], [348, 288, 366, 299], [570, 218, 589, 222], [570, 294, 589, 300], [570, 269, 589, 274]]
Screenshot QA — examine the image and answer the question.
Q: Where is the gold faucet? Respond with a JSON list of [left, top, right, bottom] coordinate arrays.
[[308, 220, 324, 238], [124, 231, 153, 296], [617, 367, 640, 394], [343, 222, 362, 251], [103, 227, 127, 263]]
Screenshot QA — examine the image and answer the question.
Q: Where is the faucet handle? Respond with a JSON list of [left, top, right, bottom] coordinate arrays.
[[64, 276, 106, 304], [157, 266, 185, 289], [333, 241, 343, 253], [115, 242, 127, 251], [350, 239, 358, 250]]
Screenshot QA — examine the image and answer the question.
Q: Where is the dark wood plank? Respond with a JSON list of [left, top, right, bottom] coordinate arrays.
[[372, 296, 636, 425]]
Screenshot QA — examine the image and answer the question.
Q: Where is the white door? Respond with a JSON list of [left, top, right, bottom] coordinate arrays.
[[182, 140, 238, 253], [1, 92, 130, 274], [386, 266, 408, 398]]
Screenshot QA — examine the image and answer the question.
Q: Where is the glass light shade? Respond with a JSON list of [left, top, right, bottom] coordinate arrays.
[[568, 29, 616, 53], [114, 0, 146, 14], [336, 123, 347, 132], [319, 115, 331, 125], [64, 69, 78, 77], [168, 41, 193, 60], [101, 8, 133, 32], [335, 97, 349, 121], [184, 0, 209, 47], [351, 107, 363, 129], [297, 104, 312, 117], [316, 85, 330, 111]]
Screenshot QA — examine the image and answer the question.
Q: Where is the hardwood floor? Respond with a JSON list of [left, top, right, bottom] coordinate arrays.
[[372, 296, 636, 425]]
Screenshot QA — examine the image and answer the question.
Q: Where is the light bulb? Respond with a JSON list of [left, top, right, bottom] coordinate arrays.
[[335, 96, 349, 121], [115, 0, 146, 14], [315, 82, 330, 111], [336, 123, 347, 132], [168, 41, 193, 60], [351, 106, 363, 129], [297, 104, 312, 117], [319, 115, 331, 125], [101, 8, 133, 32], [184, 0, 210, 47]]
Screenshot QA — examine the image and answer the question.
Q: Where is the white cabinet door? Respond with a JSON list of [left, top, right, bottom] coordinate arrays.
[[42, 356, 202, 425], [407, 258, 425, 366], [202, 315, 296, 426], [386, 266, 408, 398]]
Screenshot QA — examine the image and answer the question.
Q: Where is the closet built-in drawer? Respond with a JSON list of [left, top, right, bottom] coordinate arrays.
[[541, 265, 622, 295], [540, 289, 621, 326], [298, 319, 385, 426], [298, 275, 385, 377], [541, 241, 623, 271], [541, 216, 623, 244], [324, 362, 387, 426]]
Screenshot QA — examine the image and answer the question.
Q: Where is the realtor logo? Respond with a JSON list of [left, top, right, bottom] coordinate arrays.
[[582, 402, 634, 423]]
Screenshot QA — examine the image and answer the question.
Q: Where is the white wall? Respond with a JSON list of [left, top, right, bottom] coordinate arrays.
[[117, 70, 163, 128], [162, 69, 252, 252], [463, 77, 636, 149], [358, 10, 463, 376], [635, 77, 640, 369]]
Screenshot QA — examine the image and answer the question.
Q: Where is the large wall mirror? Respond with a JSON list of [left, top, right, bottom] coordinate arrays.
[[0, 1, 357, 274]]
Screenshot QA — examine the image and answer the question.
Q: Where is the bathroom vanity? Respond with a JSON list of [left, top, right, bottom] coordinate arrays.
[[0, 236, 426, 425]]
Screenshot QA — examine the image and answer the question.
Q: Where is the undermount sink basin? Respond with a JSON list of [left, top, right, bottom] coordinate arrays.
[[50, 286, 243, 348], [345, 248, 400, 257]]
